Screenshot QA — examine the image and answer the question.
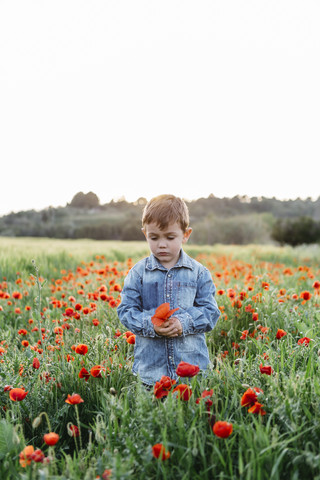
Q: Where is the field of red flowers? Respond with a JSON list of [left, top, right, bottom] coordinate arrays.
[[0, 240, 320, 479]]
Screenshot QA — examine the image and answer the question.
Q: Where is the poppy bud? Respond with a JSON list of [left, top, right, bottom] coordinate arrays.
[[32, 416, 42, 429]]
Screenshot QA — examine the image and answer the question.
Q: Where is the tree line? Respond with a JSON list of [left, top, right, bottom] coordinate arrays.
[[1, 192, 320, 246]]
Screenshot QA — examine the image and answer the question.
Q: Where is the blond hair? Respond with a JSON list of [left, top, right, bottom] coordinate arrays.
[[142, 194, 189, 232]]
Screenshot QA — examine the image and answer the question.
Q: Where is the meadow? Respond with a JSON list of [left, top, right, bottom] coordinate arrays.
[[1, 237, 320, 479]]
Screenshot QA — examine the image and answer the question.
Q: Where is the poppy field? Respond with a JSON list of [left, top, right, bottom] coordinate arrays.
[[1, 238, 320, 480]]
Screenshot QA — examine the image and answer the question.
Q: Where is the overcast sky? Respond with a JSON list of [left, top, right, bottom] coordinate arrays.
[[0, 0, 319, 216]]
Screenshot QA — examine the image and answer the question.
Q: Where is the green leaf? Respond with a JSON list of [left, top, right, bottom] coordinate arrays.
[[0, 419, 20, 460]]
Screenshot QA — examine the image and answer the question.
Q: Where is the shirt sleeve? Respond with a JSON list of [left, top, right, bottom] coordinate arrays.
[[175, 268, 221, 335], [117, 269, 157, 338]]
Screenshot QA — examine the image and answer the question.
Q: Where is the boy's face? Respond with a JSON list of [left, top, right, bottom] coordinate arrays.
[[143, 222, 192, 270]]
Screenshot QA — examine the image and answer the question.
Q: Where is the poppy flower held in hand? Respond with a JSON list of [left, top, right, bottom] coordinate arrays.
[[176, 361, 200, 377], [212, 421, 233, 438], [151, 303, 179, 326], [152, 443, 171, 460]]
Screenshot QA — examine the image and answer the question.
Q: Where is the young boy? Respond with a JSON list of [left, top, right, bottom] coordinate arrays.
[[117, 194, 220, 386]]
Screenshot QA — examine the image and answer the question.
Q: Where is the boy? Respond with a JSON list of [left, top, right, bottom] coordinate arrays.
[[117, 194, 220, 386]]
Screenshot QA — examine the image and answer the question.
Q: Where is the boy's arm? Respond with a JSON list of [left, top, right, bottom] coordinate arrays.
[[175, 268, 221, 335], [117, 269, 157, 338]]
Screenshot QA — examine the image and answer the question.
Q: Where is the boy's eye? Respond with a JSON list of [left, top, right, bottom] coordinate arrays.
[[167, 236, 175, 240]]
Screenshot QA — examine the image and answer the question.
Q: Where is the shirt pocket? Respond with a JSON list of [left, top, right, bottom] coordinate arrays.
[[142, 281, 159, 310], [175, 281, 197, 309]]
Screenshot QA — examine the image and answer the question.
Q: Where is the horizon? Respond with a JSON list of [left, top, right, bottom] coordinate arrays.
[[1, 191, 319, 217]]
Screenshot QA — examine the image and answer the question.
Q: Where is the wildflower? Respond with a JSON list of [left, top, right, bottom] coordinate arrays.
[[32, 357, 40, 369], [172, 384, 192, 401], [300, 291, 312, 304], [65, 393, 84, 405], [297, 337, 311, 346], [276, 329, 287, 339], [9, 388, 28, 401], [126, 334, 136, 344], [75, 344, 88, 355], [19, 445, 35, 467], [31, 449, 46, 463], [259, 364, 273, 375], [79, 367, 90, 381], [176, 361, 200, 377], [91, 365, 105, 378], [154, 376, 176, 399], [196, 389, 214, 410], [151, 303, 179, 327], [212, 421, 233, 438], [252, 312, 259, 322], [240, 330, 249, 340], [248, 401, 266, 415], [152, 443, 171, 460], [241, 387, 263, 407], [68, 424, 80, 437], [43, 432, 59, 446]]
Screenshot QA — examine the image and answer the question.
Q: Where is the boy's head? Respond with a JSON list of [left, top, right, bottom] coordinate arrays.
[[142, 195, 192, 269], [142, 194, 190, 232]]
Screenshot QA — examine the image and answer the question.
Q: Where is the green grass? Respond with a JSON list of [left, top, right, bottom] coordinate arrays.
[[0, 239, 320, 479]]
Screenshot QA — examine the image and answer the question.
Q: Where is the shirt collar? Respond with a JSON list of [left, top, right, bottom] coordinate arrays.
[[146, 250, 194, 271]]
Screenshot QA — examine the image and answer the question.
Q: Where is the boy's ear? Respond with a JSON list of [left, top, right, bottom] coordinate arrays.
[[141, 227, 147, 239], [182, 227, 192, 243]]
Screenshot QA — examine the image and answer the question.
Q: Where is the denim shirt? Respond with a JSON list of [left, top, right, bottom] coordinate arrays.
[[117, 249, 220, 385]]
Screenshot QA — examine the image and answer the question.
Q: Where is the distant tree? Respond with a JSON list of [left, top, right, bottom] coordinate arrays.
[[70, 192, 100, 208], [271, 216, 320, 246]]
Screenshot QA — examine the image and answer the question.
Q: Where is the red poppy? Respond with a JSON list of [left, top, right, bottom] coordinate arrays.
[[259, 364, 273, 375], [212, 421, 233, 438], [19, 445, 35, 467], [68, 424, 80, 437], [176, 361, 200, 377], [297, 337, 311, 346], [313, 280, 320, 290], [79, 367, 90, 381], [126, 334, 136, 344], [241, 388, 258, 407], [248, 401, 266, 415], [151, 303, 179, 327], [172, 384, 192, 401], [300, 291, 312, 303], [90, 365, 105, 378], [152, 443, 171, 460], [32, 357, 40, 369], [65, 393, 84, 405], [43, 432, 59, 446], [30, 449, 45, 463], [154, 376, 176, 399], [9, 388, 28, 401], [240, 330, 249, 340], [75, 344, 88, 355], [276, 329, 287, 340]]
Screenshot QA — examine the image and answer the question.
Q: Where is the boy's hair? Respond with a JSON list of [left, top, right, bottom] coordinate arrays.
[[142, 194, 190, 232]]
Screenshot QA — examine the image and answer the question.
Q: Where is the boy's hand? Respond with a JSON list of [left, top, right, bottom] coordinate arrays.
[[154, 317, 183, 337]]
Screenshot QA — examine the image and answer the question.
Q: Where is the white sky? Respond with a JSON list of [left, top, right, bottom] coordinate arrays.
[[0, 0, 319, 216]]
